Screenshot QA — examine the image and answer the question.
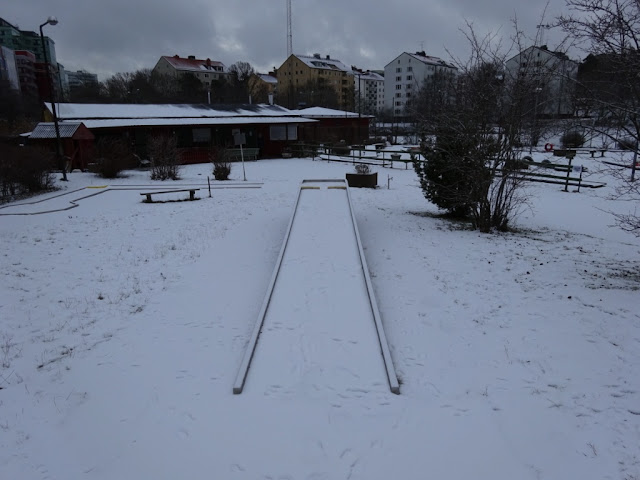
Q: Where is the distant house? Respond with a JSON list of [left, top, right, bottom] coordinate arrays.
[[384, 51, 458, 117], [248, 72, 278, 104], [152, 55, 228, 89], [42, 102, 317, 163], [505, 45, 578, 117], [276, 53, 354, 110]]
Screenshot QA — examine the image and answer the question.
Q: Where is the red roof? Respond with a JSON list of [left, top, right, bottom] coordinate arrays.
[[161, 55, 226, 73]]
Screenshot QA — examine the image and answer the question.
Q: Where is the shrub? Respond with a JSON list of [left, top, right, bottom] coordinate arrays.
[[354, 163, 371, 175], [148, 134, 180, 180], [617, 137, 638, 151], [210, 147, 232, 180], [1, 144, 53, 201], [94, 137, 132, 178], [560, 131, 586, 148], [213, 162, 231, 180], [331, 140, 351, 156]]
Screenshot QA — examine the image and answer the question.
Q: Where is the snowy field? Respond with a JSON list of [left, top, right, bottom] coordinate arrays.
[[0, 152, 639, 479]]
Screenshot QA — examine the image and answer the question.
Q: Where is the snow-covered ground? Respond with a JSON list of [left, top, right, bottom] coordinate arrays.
[[0, 152, 638, 479]]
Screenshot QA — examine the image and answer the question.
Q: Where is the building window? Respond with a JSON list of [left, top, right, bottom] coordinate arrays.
[[407, 66, 412, 72], [270, 125, 298, 141], [396, 67, 402, 73], [395, 76, 401, 81], [406, 75, 412, 81], [395, 84, 401, 90], [395, 92, 402, 98], [192, 128, 211, 144]]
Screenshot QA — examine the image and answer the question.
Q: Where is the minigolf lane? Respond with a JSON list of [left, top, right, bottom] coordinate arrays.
[[242, 181, 389, 398]]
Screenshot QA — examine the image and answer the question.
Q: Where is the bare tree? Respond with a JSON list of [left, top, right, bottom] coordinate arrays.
[[558, 0, 640, 234], [148, 134, 180, 180], [413, 22, 558, 232]]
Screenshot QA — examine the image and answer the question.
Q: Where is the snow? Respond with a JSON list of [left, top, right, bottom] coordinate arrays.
[[45, 102, 304, 120], [66, 116, 316, 129], [0, 152, 639, 479], [242, 181, 388, 397], [297, 107, 364, 118]]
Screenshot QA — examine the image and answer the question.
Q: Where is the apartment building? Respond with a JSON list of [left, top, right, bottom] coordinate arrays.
[[0, 45, 19, 90], [277, 53, 354, 110], [0, 18, 57, 65], [153, 55, 227, 88], [352, 68, 384, 115], [14, 50, 38, 99], [66, 70, 99, 89], [505, 45, 578, 117], [384, 51, 457, 116]]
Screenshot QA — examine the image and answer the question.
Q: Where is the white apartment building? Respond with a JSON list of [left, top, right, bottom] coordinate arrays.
[[505, 45, 578, 117], [384, 51, 457, 116], [353, 69, 384, 115]]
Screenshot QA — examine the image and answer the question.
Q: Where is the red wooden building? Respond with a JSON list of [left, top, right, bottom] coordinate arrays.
[[28, 121, 95, 171]]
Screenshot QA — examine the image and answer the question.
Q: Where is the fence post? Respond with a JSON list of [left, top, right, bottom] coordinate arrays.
[[564, 154, 574, 192]]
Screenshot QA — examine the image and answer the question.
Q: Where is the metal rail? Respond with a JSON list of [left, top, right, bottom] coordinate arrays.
[[232, 179, 400, 395]]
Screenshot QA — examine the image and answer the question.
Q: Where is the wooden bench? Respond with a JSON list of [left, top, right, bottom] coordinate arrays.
[[226, 148, 259, 161], [140, 189, 200, 203], [589, 149, 606, 157]]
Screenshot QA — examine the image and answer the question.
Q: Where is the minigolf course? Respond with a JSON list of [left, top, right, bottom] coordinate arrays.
[[233, 179, 399, 395]]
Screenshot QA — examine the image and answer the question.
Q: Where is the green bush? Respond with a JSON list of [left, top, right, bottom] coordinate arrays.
[[210, 147, 231, 180], [213, 162, 231, 180]]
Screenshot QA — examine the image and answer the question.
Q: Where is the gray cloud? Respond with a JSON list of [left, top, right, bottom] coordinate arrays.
[[3, 0, 570, 82]]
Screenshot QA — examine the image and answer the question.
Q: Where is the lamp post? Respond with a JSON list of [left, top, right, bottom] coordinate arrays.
[[40, 16, 67, 181]]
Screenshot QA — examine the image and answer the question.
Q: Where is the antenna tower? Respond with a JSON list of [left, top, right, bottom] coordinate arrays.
[[287, 0, 293, 57]]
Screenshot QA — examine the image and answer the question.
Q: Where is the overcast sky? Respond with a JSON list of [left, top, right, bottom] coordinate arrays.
[[4, 0, 572, 81]]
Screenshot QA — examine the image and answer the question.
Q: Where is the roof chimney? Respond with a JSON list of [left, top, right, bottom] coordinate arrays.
[[313, 53, 320, 59], [174, 55, 180, 58], [188, 55, 196, 60], [326, 55, 330, 60]]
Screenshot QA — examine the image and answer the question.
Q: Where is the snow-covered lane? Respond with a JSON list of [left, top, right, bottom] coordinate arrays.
[[243, 181, 389, 399]]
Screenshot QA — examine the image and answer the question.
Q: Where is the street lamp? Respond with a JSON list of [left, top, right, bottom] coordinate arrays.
[[39, 16, 67, 181]]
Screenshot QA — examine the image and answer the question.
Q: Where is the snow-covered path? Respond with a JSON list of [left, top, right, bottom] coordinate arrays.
[[243, 181, 389, 398]]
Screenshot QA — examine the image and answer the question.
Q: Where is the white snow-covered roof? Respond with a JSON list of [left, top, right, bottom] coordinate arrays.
[[297, 107, 371, 119], [354, 71, 384, 81], [68, 117, 316, 129], [257, 73, 278, 84], [46, 103, 306, 120], [30, 122, 84, 139], [295, 54, 352, 73], [384, 52, 457, 70], [160, 55, 226, 73], [407, 52, 457, 69]]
